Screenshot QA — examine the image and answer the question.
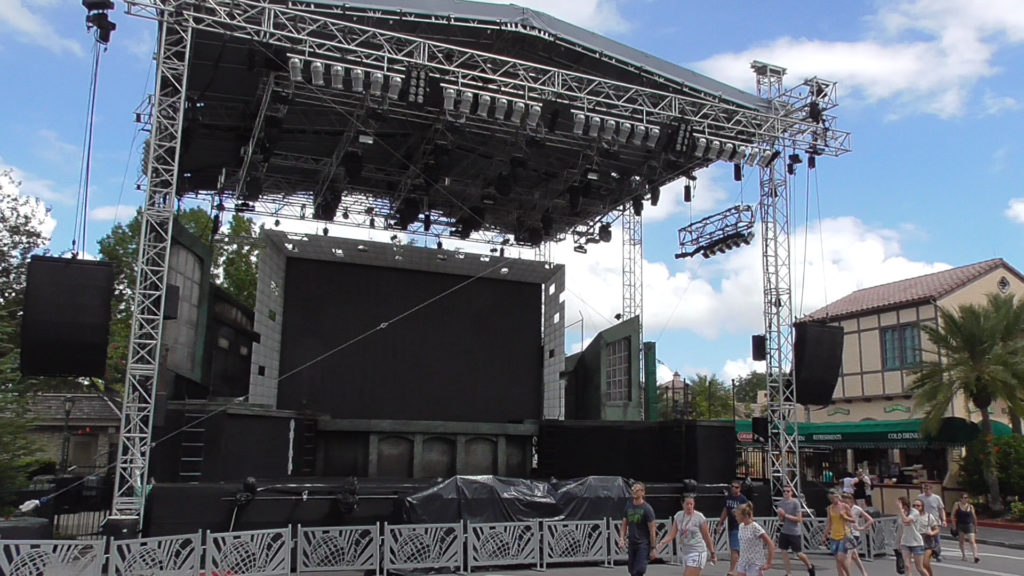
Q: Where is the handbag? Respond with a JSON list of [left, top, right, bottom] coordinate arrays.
[[951, 526, 959, 538], [895, 549, 906, 575]]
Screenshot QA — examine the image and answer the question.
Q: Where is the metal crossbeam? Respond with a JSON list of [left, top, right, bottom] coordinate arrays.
[[112, 14, 192, 521]]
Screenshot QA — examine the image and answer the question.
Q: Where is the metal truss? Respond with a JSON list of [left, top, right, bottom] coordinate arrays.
[[621, 203, 643, 417], [112, 16, 192, 521], [124, 0, 850, 158], [675, 204, 756, 259]]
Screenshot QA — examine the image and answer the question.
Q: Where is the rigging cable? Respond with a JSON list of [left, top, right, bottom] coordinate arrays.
[[73, 41, 105, 257]]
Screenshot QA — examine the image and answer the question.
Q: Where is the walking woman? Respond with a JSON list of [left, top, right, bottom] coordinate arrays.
[[897, 496, 930, 576], [824, 491, 855, 576], [735, 502, 774, 576], [952, 494, 980, 563], [915, 499, 941, 576], [654, 495, 717, 576]]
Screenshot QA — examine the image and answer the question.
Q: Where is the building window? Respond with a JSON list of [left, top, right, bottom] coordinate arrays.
[[882, 324, 921, 370], [604, 337, 631, 402]]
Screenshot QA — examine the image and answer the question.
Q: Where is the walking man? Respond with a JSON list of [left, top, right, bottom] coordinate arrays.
[[916, 482, 946, 562], [777, 486, 816, 576], [620, 482, 657, 576], [716, 481, 749, 576]]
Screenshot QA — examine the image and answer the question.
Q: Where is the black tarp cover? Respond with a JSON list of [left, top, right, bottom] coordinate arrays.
[[402, 476, 632, 524]]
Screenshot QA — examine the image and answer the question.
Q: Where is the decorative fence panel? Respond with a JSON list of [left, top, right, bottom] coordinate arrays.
[[801, 517, 830, 554], [297, 524, 379, 576], [466, 521, 539, 572], [206, 527, 290, 576], [109, 532, 201, 576], [541, 520, 606, 569], [607, 518, 674, 565], [0, 539, 104, 576], [868, 516, 899, 559], [383, 522, 462, 575]]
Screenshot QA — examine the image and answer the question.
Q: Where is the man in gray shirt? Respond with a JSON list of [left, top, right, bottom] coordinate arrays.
[[916, 482, 946, 561], [777, 486, 815, 576]]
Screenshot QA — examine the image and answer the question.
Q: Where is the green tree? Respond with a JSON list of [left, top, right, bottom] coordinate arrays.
[[733, 371, 766, 418], [219, 214, 260, 309], [686, 373, 734, 419], [909, 292, 1024, 514], [0, 169, 50, 311]]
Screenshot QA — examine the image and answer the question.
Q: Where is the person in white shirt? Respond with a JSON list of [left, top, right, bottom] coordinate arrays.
[[654, 495, 716, 576], [735, 502, 774, 576], [841, 472, 856, 495], [897, 496, 930, 576], [841, 493, 874, 576]]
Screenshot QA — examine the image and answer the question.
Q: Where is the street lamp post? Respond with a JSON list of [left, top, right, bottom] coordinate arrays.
[[60, 396, 75, 475]]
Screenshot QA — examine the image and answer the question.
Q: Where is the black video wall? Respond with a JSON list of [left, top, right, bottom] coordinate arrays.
[[278, 258, 543, 423]]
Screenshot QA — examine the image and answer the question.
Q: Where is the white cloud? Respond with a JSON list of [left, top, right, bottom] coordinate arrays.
[[89, 204, 139, 222], [694, 0, 1024, 118], [0, 0, 84, 56], [34, 129, 80, 165], [0, 160, 74, 205], [983, 91, 1021, 115], [655, 362, 677, 385], [475, 0, 629, 34], [1005, 198, 1024, 224], [644, 164, 735, 224], [722, 357, 763, 382]]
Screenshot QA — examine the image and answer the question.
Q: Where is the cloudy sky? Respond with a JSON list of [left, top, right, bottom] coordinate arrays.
[[2, 0, 1023, 387]]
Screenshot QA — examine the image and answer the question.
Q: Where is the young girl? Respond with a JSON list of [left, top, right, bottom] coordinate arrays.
[[897, 496, 930, 576], [735, 502, 774, 576], [841, 493, 874, 576], [952, 494, 980, 563], [655, 495, 717, 576]]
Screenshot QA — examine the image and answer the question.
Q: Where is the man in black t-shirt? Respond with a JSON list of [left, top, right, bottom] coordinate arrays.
[[716, 481, 750, 576], [619, 482, 657, 576]]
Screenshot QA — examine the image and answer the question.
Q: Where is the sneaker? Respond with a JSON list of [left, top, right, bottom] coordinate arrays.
[[934, 556, 943, 563], [974, 557, 980, 563], [808, 565, 816, 576]]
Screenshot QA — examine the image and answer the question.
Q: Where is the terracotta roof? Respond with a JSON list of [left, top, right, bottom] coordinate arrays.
[[23, 393, 121, 424], [800, 258, 1020, 322]]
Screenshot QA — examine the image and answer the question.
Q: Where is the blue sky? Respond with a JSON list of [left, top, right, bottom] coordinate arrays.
[[2, 0, 1023, 388]]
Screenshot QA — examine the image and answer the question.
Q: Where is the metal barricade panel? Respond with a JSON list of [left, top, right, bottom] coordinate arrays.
[[542, 520, 606, 568], [870, 517, 900, 558], [607, 517, 674, 565], [206, 527, 290, 576], [383, 522, 462, 575], [0, 539, 104, 576], [297, 524, 379, 576], [109, 532, 201, 576], [467, 521, 539, 572]]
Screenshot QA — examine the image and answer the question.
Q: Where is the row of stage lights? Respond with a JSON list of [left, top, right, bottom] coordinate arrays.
[[289, 57, 404, 101]]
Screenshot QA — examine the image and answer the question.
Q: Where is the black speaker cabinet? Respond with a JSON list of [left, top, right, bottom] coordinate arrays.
[[793, 322, 845, 406], [751, 334, 766, 361], [20, 256, 114, 378]]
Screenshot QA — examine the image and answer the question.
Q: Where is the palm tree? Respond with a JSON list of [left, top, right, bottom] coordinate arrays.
[[909, 292, 1024, 514]]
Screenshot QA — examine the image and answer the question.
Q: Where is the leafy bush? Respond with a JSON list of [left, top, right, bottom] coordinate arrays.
[[1010, 501, 1024, 522], [959, 435, 1024, 499], [19, 458, 56, 479]]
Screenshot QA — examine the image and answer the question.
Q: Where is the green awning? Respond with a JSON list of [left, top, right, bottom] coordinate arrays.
[[733, 417, 999, 448]]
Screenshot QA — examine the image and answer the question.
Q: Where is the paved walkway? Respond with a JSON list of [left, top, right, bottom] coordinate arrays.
[[975, 523, 1024, 550]]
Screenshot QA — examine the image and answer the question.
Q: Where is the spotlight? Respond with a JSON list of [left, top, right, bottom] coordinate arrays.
[[573, 113, 586, 136], [631, 196, 643, 216], [436, 240, 444, 249], [573, 244, 588, 254], [459, 91, 474, 114], [369, 217, 376, 229], [734, 164, 742, 181], [598, 222, 612, 242], [735, 146, 749, 164], [350, 69, 364, 92], [288, 58, 302, 82], [618, 122, 631, 144], [603, 119, 616, 140], [341, 210, 349, 220], [387, 75, 402, 100], [683, 184, 692, 203], [694, 137, 707, 157], [423, 212, 432, 232], [631, 125, 646, 146], [310, 61, 324, 86], [789, 153, 803, 165], [646, 126, 660, 147], [390, 234, 399, 243], [649, 186, 661, 207], [331, 65, 345, 87], [476, 94, 491, 117], [274, 219, 280, 227], [760, 149, 781, 167], [370, 72, 384, 96], [721, 143, 735, 161], [494, 98, 508, 119], [526, 104, 542, 128], [808, 101, 823, 123], [510, 101, 526, 123], [707, 140, 721, 159], [587, 116, 601, 137], [746, 148, 760, 167], [808, 155, 817, 170]]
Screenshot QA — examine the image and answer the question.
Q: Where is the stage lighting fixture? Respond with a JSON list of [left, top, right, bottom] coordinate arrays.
[[789, 153, 803, 165], [746, 148, 760, 167], [646, 126, 660, 147], [476, 94, 491, 117], [369, 217, 376, 229], [787, 162, 796, 175], [490, 247, 499, 254], [323, 226, 329, 236], [573, 113, 586, 135], [441, 88, 457, 112], [808, 101, 823, 123], [721, 143, 735, 161], [734, 146, 749, 165], [707, 140, 721, 159], [86, 11, 117, 46], [600, 119, 615, 140], [437, 253, 447, 261], [494, 98, 508, 119], [288, 58, 302, 82], [83, 1, 115, 10], [632, 196, 644, 216], [384, 75, 401, 100], [350, 69, 364, 92], [574, 244, 588, 254], [341, 210, 349, 220], [734, 164, 742, 181], [631, 125, 647, 146], [694, 137, 707, 157], [274, 219, 280, 227], [500, 247, 505, 257], [649, 185, 661, 206], [357, 244, 368, 252], [684, 184, 692, 203], [808, 155, 817, 170], [331, 65, 344, 87], [585, 168, 601, 181], [588, 116, 601, 137], [459, 91, 474, 114], [674, 128, 686, 153], [510, 101, 526, 124], [760, 149, 782, 167], [526, 104, 542, 128], [598, 222, 613, 242], [390, 234, 399, 243], [310, 61, 324, 86], [481, 195, 497, 206], [369, 72, 384, 96], [701, 249, 712, 259], [423, 212, 432, 232]]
